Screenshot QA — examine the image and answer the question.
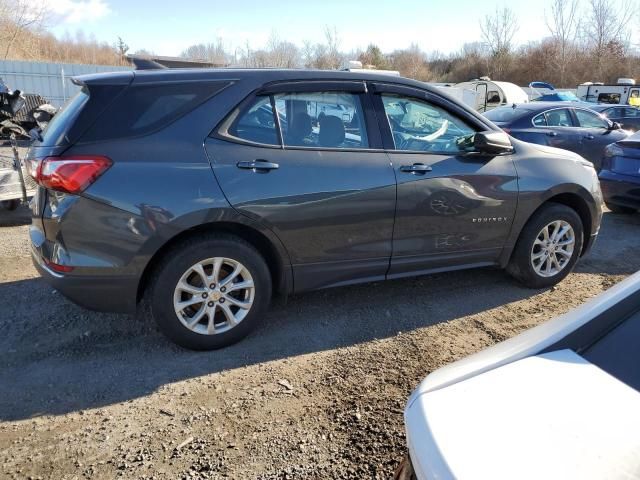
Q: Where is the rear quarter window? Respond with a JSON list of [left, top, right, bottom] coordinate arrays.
[[80, 81, 231, 143], [40, 87, 90, 146]]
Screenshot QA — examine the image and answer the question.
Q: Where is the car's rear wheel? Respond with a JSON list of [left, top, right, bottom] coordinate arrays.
[[605, 202, 636, 214], [149, 235, 271, 350], [507, 203, 583, 288]]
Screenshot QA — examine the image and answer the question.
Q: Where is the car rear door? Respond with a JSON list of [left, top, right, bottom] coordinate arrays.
[[369, 82, 518, 278], [204, 81, 397, 292], [527, 108, 580, 152]]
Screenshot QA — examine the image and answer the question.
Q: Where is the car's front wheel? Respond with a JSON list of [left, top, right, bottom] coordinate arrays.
[[507, 203, 584, 288], [149, 235, 272, 350]]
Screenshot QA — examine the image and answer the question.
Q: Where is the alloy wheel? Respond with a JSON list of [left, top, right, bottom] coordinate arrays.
[[173, 257, 255, 335], [530, 220, 575, 278]]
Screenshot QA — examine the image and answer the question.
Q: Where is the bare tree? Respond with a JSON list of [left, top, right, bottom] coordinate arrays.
[[546, 0, 580, 86], [388, 44, 433, 81], [585, 0, 636, 78], [181, 39, 228, 65], [265, 33, 300, 68], [479, 7, 518, 78], [0, 0, 49, 59]]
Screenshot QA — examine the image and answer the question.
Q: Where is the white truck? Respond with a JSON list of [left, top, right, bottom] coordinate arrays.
[[576, 78, 640, 105]]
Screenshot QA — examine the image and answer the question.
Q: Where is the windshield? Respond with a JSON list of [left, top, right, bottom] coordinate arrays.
[[40, 87, 89, 146]]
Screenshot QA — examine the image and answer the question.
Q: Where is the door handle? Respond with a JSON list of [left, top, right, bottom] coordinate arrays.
[[237, 160, 279, 171], [400, 163, 432, 174], [546, 131, 558, 137], [583, 134, 595, 140]]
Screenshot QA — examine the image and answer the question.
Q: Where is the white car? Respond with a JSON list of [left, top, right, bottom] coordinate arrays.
[[396, 270, 640, 480]]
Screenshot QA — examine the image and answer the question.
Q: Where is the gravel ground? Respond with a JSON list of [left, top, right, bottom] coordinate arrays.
[[0, 189, 639, 479]]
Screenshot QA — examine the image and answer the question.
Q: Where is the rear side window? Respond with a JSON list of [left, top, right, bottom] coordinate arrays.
[[40, 87, 90, 146], [543, 109, 572, 127], [221, 91, 370, 149], [81, 81, 230, 143]]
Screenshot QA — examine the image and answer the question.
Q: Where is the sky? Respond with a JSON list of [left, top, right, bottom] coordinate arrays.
[[44, 0, 587, 57]]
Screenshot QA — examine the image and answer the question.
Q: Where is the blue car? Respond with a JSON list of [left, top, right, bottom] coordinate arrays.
[[600, 131, 640, 213], [484, 102, 630, 167]]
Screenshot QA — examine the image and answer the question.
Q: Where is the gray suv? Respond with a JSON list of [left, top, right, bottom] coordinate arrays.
[[27, 69, 603, 350]]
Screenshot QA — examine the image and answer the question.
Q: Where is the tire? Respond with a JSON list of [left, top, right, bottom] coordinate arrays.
[[605, 202, 636, 214], [507, 203, 584, 288], [0, 199, 20, 211], [149, 234, 272, 350]]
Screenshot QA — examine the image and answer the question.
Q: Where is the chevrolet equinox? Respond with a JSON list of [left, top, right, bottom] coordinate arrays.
[[27, 69, 603, 350]]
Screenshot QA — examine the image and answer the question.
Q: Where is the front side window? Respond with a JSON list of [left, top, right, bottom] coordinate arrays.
[[381, 94, 476, 153], [623, 107, 640, 117], [575, 109, 608, 129], [274, 91, 368, 149], [544, 109, 572, 127]]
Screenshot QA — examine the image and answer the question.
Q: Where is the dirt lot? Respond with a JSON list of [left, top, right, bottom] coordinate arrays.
[[1, 190, 639, 479]]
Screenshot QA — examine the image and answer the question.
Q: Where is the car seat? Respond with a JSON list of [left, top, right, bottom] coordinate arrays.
[[318, 115, 345, 147]]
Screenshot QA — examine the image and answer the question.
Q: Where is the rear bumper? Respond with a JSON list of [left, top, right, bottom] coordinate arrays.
[[31, 248, 139, 314], [599, 170, 640, 210]]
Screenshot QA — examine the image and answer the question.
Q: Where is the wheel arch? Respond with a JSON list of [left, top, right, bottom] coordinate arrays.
[[501, 187, 597, 267], [136, 219, 293, 304]]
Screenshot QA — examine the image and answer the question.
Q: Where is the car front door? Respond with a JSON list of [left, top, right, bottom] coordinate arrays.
[[572, 107, 625, 165], [204, 81, 397, 292], [370, 83, 519, 278]]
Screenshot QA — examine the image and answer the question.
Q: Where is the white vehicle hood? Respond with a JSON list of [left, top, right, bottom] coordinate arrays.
[[406, 350, 640, 480]]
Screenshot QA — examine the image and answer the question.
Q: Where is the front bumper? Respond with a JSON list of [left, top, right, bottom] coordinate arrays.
[[31, 247, 139, 313]]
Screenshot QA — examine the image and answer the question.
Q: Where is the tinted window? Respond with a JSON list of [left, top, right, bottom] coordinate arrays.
[[532, 113, 547, 126], [598, 92, 621, 104], [40, 87, 89, 146], [575, 109, 608, 128], [623, 107, 640, 118], [82, 81, 229, 143], [227, 96, 279, 145], [544, 109, 572, 127], [275, 91, 369, 149], [381, 94, 476, 153], [599, 108, 617, 118]]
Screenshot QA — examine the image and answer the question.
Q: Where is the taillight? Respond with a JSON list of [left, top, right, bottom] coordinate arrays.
[[44, 259, 74, 273], [31, 156, 112, 194]]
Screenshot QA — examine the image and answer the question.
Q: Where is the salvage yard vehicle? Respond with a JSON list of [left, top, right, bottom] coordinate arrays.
[[395, 269, 640, 480], [28, 69, 602, 350], [576, 78, 640, 105], [484, 102, 630, 168], [599, 130, 640, 213], [588, 104, 640, 132], [454, 77, 529, 112]]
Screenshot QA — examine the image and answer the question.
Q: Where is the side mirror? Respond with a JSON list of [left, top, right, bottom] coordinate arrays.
[[474, 131, 514, 155], [609, 121, 622, 130]]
